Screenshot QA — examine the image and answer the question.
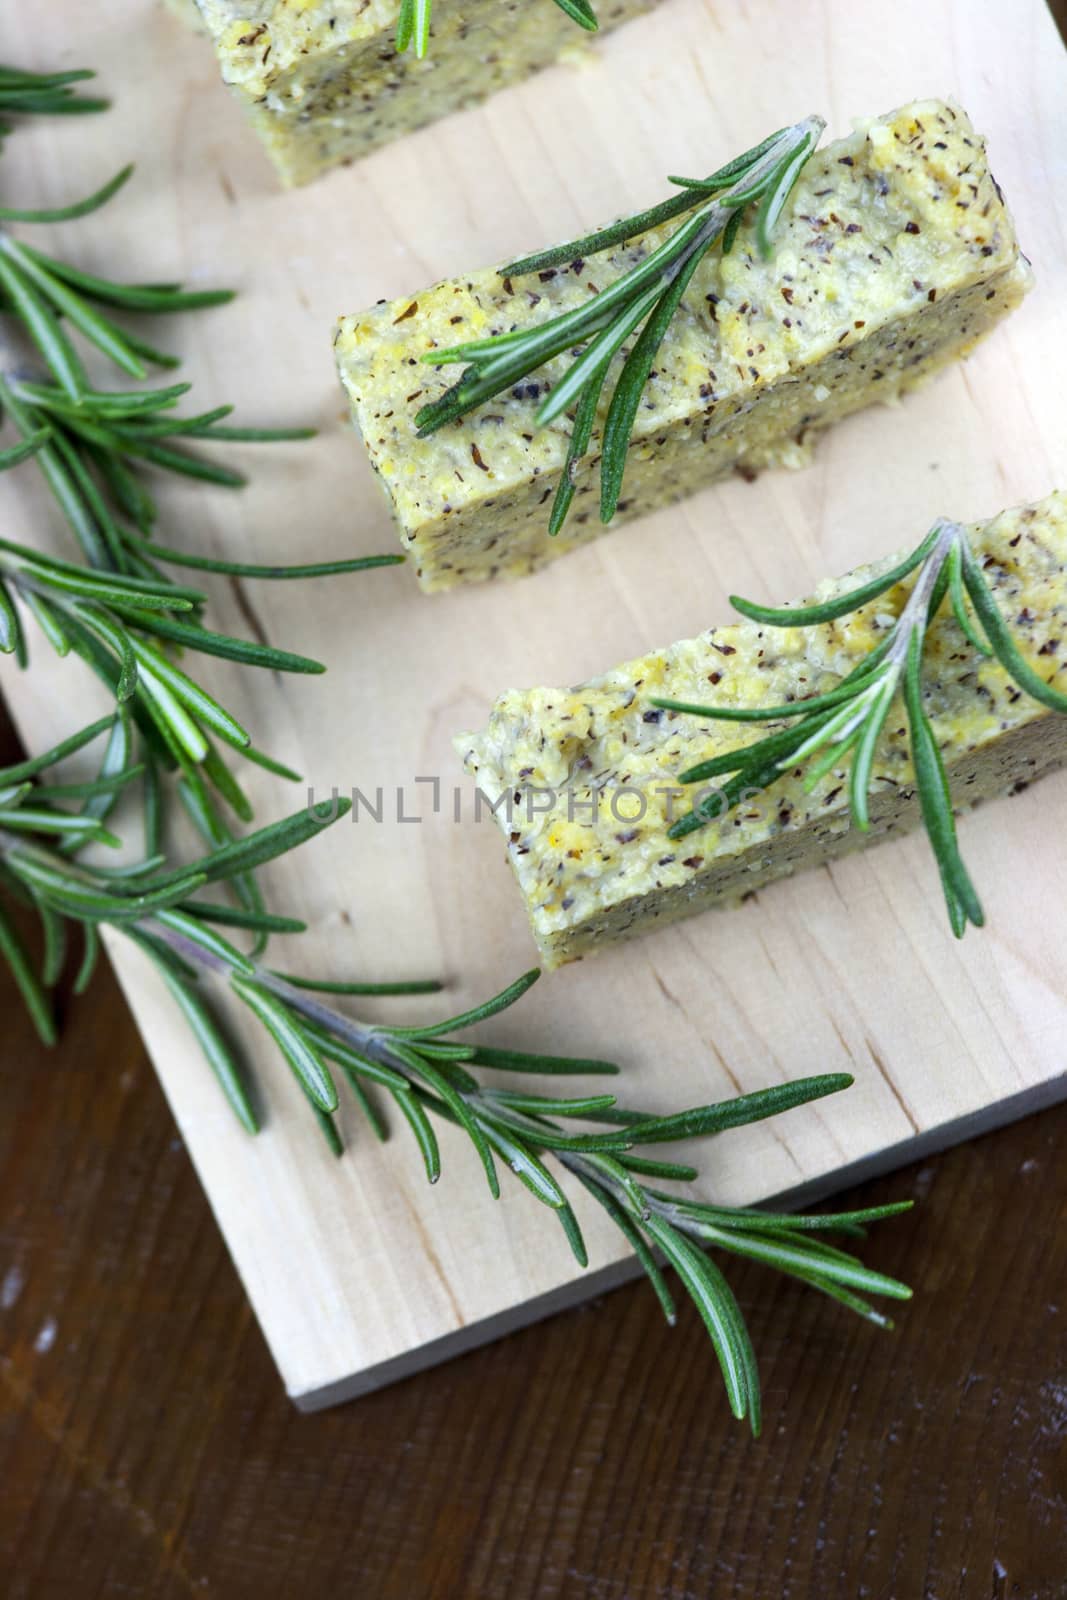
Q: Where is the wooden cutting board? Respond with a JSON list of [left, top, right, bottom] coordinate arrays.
[[3, 0, 1067, 1410]]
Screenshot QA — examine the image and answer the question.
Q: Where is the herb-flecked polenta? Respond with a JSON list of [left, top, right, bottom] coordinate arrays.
[[335, 100, 1031, 593], [193, 0, 656, 185], [457, 493, 1067, 968]]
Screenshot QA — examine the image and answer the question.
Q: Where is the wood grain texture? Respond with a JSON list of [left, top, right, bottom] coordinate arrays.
[[2, 0, 1067, 1414]]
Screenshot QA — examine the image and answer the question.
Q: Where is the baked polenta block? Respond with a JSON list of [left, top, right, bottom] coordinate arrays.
[[336, 100, 1030, 592], [456, 493, 1067, 967], [192, 0, 656, 185]]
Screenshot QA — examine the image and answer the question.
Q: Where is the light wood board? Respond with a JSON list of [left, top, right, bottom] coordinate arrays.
[[3, 0, 1067, 1409]]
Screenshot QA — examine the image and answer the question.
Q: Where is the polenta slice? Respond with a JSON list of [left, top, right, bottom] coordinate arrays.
[[457, 493, 1067, 967], [336, 100, 1030, 591], [191, 0, 656, 185]]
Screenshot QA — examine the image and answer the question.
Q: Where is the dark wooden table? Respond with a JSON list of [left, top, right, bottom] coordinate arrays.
[[5, 26, 1067, 1599]]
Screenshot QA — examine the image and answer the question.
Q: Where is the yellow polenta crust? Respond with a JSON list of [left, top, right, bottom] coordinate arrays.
[[457, 493, 1067, 966], [194, 0, 656, 184], [336, 99, 1030, 591]]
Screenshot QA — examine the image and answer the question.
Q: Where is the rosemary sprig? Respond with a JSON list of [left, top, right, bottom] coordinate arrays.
[[415, 117, 824, 534], [395, 0, 598, 60], [0, 157, 402, 579], [0, 108, 398, 933], [0, 727, 911, 1429], [653, 518, 1067, 937]]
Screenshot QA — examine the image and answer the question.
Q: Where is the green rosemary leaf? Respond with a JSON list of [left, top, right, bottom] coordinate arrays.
[[0, 64, 108, 120], [73, 921, 99, 995], [234, 742, 303, 782], [10, 853, 207, 920], [504, 195, 701, 280], [69, 603, 138, 700], [537, 278, 664, 426], [114, 435, 245, 487], [467, 1042, 619, 1076], [755, 138, 816, 257], [619, 1073, 853, 1146], [47, 426, 128, 567], [200, 742, 253, 823], [269, 970, 441, 996], [395, 0, 432, 57], [652, 643, 894, 727], [903, 628, 984, 934], [19, 587, 71, 657], [0, 382, 111, 563], [729, 524, 940, 626], [550, 0, 598, 29], [0, 246, 88, 400], [0, 426, 49, 469], [173, 775, 267, 950], [143, 947, 258, 1133], [142, 748, 163, 858], [0, 806, 120, 845], [571, 1168, 677, 1323], [106, 606, 325, 675], [0, 898, 57, 1044], [387, 967, 541, 1039], [672, 1200, 915, 1235], [19, 244, 233, 312], [17, 378, 191, 416], [344, 1072, 388, 1141], [137, 542, 404, 578], [486, 1089, 618, 1117], [945, 540, 992, 657], [117, 404, 234, 438], [184, 902, 307, 935], [106, 326, 181, 370], [643, 1214, 752, 1423], [1, 237, 148, 376], [394, 1042, 500, 1197], [547, 372, 601, 536], [556, 1200, 589, 1267], [613, 1153, 699, 1181], [128, 633, 251, 750], [181, 422, 318, 444], [2, 542, 203, 607], [599, 245, 705, 521], [848, 673, 898, 831], [666, 129, 793, 194], [408, 1041, 476, 1063], [312, 1105, 344, 1157], [666, 717, 826, 833], [389, 1086, 441, 1181], [36, 897, 67, 986], [961, 543, 1067, 712], [0, 712, 116, 783], [231, 975, 337, 1113], [699, 1222, 912, 1302], [480, 1120, 569, 1209], [0, 162, 131, 223], [0, 574, 21, 656], [145, 797, 352, 891]]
